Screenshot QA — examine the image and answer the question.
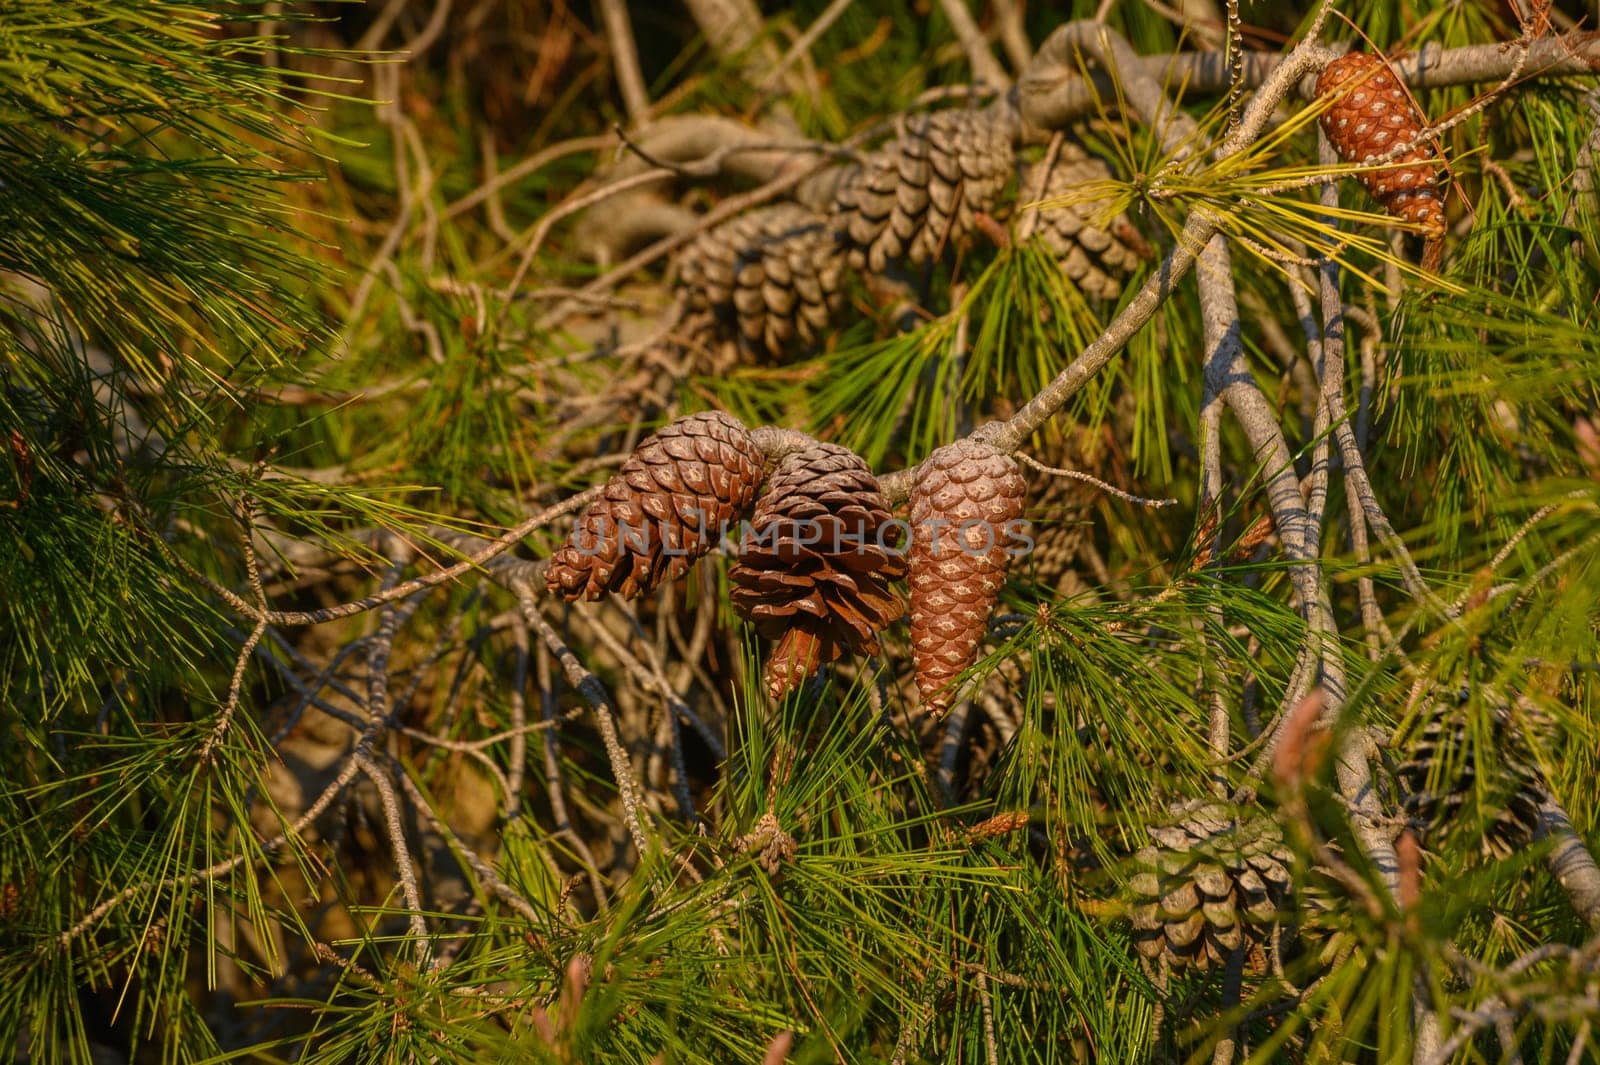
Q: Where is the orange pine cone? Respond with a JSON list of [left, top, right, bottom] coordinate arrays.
[[1316, 52, 1445, 242]]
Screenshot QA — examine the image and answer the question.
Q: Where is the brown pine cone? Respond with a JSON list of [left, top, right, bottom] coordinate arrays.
[[1023, 145, 1148, 301], [1396, 692, 1549, 860], [908, 439, 1026, 713], [1129, 800, 1294, 974], [729, 441, 906, 699], [1315, 52, 1445, 240], [677, 204, 847, 359], [546, 411, 766, 601], [831, 108, 1015, 273]]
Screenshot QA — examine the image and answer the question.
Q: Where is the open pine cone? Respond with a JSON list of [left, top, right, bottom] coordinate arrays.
[[831, 108, 1014, 273], [677, 203, 847, 359], [908, 439, 1026, 714], [1023, 145, 1147, 301], [1315, 53, 1445, 242], [545, 411, 767, 601], [1130, 800, 1294, 974], [1396, 693, 1549, 860], [729, 441, 906, 699]]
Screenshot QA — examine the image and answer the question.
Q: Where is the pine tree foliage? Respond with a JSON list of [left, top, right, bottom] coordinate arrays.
[[2, 1, 1599, 1062]]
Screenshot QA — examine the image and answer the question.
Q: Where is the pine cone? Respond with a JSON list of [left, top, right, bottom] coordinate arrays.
[[1315, 52, 1445, 240], [729, 441, 906, 699], [1129, 800, 1294, 973], [908, 439, 1026, 713], [831, 108, 1014, 273], [1024, 145, 1147, 301], [1396, 694, 1549, 860], [546, 411, 766, 601], [678, 204, 847, 358]]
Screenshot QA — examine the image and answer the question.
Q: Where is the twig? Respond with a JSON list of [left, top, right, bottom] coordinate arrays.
[[937, 0, 1010, 88], [198, 505, 270, 767], [1562, 89, 1600, 239], [1017, 28, 1600, 131], [1223, 0, 1245, 136], [336, 61, 439, 360], [497, 167, 677, 313], [398, 718, 561, 754], [394, 768, 544, 929], [977, 967, 1000, 1064], [355, 754, 433, 968], [445, 134, 616, 221], [189, 485, 604, 628], [536, 642, 611, 911], [682, 0, 782, 82], [475, 129, 518, 243], [611, 127, 852, 180], [1014, 131, 1063, 242], [506, 621, 531, 818], [61, 758, 363, 946], [993, 0, 1032, 73], [1014, 451, 1177, 507], [361, 555, 410, 743], [760, 0, 855, 92], [519, 592, 653, 859], [1310, 135, 1450, 617], [598, 0, 652, 128]]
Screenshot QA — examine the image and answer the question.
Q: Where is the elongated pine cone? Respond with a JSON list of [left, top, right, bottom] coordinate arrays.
[[546, 412, 766, 601], [677, 203, 847, 358], [1315, 52, 1445, 240], [831, 108, 1015, 273], [730, 441, 906, 699], [1024, 145, 1148, 300], [1396, 693, 1549, 860], [1130, 800, 1294, 973], [908, 439, 1026, 713]]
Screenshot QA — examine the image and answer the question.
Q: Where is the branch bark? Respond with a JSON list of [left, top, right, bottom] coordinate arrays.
[[1018, 30, 1600, 131], [1541, 797, 1600, 932]]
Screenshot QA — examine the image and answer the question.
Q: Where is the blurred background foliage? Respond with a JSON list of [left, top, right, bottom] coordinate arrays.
[[1, 0, 1599, 1062]]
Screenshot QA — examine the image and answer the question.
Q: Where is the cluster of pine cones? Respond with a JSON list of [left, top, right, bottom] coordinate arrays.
[[675, 106, 1147, 362], [545, 411, 1026, 707], [546, 52, 1467, 983], [671, 48, 1450, 368]]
